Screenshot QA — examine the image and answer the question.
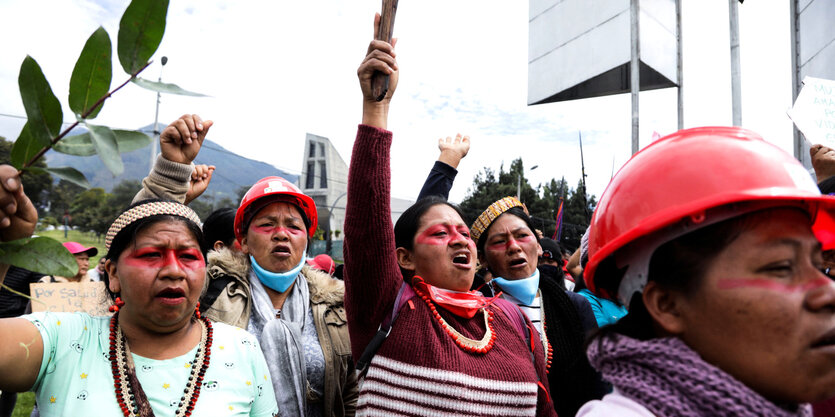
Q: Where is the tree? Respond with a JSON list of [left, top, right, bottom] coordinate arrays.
[[0, 136, 52, 214], [460, 160, 596, 251], [110, 179, 142, 212], [48, 179, 85, 221], [71, 188, 111, 238]]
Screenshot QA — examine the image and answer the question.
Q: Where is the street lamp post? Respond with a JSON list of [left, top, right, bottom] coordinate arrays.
[[517, 165, 539, 200], [326, 192, 347, 256]]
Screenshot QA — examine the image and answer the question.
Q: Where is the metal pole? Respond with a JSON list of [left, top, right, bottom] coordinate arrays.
[[579, 132, 591, 222], [150, 57, 168, 172], [676, 0, 683, 130], [729, 0, 742, 126], [789, 0, 803, 163], [517, 174, 521, 200], [630, 0, 641, 154], [326, 192, 347, 256]]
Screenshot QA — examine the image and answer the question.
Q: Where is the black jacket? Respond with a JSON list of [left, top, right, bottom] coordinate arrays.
[[473, 266, 607, 416]]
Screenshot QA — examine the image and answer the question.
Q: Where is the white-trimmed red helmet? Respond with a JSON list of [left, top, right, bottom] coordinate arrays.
[[234, 176, 318, 241], [584, 126, 835, 305]]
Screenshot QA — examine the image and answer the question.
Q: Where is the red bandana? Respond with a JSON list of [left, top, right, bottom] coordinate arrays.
[[412, 276, 497, 319]]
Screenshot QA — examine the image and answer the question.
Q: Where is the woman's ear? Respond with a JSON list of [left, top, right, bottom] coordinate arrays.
[[104, 259, 121, 294], [396, 247, 416, 272], [642, 281, 687, 336], [213, 240, 225, 251]]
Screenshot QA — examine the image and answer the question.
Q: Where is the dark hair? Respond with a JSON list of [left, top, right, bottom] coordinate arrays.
[[590, 210, 754, 342], [102, 199, 208, 300], [203, 207, 236, 247], [394, 196, 466, 251], [475, 206, 538, 253]]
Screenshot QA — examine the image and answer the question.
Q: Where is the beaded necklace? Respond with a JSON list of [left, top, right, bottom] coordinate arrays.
[[539, 293, 553, 373], [412, 283, 497, 354], [109, 313, 213, 417]]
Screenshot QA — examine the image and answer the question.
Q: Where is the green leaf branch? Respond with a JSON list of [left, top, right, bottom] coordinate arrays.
[[18, 61, 151, 174]]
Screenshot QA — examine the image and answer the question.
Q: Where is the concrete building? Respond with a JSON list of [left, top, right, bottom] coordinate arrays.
[[299, 133, 414, 260], [300, 134, 348, 246]]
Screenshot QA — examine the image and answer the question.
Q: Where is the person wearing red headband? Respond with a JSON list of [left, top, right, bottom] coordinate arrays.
[[577, 127, 835, 416]]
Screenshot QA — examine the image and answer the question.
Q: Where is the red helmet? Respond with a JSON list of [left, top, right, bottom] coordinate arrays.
[[584, 126, 835, 304], [234, 176, 318, 241]]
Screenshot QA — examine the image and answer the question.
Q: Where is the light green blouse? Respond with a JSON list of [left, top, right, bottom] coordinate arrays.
[[24, 312, 278, 417]]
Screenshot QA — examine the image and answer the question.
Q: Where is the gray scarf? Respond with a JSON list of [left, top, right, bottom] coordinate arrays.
[[248, 269, 310, 417]]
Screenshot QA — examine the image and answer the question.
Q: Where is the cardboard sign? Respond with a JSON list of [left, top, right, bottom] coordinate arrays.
[[788, 76, 835, 147], [29, 282, 111, 316]]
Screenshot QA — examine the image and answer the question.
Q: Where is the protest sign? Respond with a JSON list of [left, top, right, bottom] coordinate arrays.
[[788, 76, 835, 147], [29, 281, 111, 316]]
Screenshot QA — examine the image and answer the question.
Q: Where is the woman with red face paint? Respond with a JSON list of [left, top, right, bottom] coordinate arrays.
[[204, 177, 357, 417], [0, 198, 279, 417], [470, 197, 607, 417], [576, 127, 835, 417], [129, 115, 357, 416], [343, 15, 556, 417]]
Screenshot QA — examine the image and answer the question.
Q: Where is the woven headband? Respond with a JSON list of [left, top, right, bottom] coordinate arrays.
[[470, 196, 528, 242], [105, 201, 203, 250]]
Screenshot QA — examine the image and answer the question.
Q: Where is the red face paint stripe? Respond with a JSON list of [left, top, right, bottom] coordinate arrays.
[[123, 247, 205, 271], [251, 225, 306, 236], [486, 234, 535, 251], [416, 224, 474, 249], [718, 277, 831, 293]]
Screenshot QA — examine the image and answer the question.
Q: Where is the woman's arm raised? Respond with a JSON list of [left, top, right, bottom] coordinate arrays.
[[343, 14, 401, 360]]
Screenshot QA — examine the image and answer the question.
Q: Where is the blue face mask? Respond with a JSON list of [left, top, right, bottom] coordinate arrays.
[[491, 268, 540, 305], [249, 252, 306, 293]]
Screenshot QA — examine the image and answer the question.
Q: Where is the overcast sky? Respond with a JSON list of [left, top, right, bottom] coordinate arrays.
[[0, 0, 795, 204]]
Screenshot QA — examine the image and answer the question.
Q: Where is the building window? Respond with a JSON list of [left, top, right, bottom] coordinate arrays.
[[319, 161, 328, 189], [319, 143, 326, 157], [309, 143, 316, 158], [306, 162, 315, 189]]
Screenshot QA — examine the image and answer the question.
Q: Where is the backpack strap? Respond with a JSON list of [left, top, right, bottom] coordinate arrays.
[[492, 298, 552, 404], [356, 282, 416, 375], [199, 275, 234, 314]]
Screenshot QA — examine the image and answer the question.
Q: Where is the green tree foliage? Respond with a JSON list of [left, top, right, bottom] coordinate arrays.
[[110, 179, 142, 212], [460, 158, 596, 250], [70, 188, 112, 238], [0, 136, 51, 213], [48, 180, 85, 220]]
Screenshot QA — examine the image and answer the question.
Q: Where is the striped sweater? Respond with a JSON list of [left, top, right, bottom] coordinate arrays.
[[344, 125, 557, 417]]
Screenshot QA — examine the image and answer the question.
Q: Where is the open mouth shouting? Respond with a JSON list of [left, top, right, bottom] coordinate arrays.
[[451, 251, 472, 269], [271, 244, 292, 258], [155, 287, 186, 305]]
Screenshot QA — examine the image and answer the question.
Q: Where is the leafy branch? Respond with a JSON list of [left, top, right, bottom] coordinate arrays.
[[20, 61, 152, 173], [0, 0, 175, 277]]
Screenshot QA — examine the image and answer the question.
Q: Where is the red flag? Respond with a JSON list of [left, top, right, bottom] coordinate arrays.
[[552, 198, 564, 240]]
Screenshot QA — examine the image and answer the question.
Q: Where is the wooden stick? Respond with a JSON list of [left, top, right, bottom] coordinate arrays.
[[371, 0, 399, 101]]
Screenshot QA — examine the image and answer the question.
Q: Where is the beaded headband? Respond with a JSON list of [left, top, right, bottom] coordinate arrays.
[[105, 201, 203, 250], [470, 196, 528, 242]]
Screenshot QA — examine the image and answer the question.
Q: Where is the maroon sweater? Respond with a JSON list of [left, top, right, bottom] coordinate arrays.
[[344, 124, 557, 416]]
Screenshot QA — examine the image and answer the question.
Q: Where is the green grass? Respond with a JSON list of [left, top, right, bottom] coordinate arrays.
[[36, 229, 106, 263], [11, 392, 34, 417]]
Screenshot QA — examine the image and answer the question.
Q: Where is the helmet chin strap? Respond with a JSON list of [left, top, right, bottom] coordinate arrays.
[[613, 200, 808, 307]]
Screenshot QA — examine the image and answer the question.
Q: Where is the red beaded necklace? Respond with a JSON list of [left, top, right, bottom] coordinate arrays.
[[109, 312, 213, 417], [412, 282, 497, 354]]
